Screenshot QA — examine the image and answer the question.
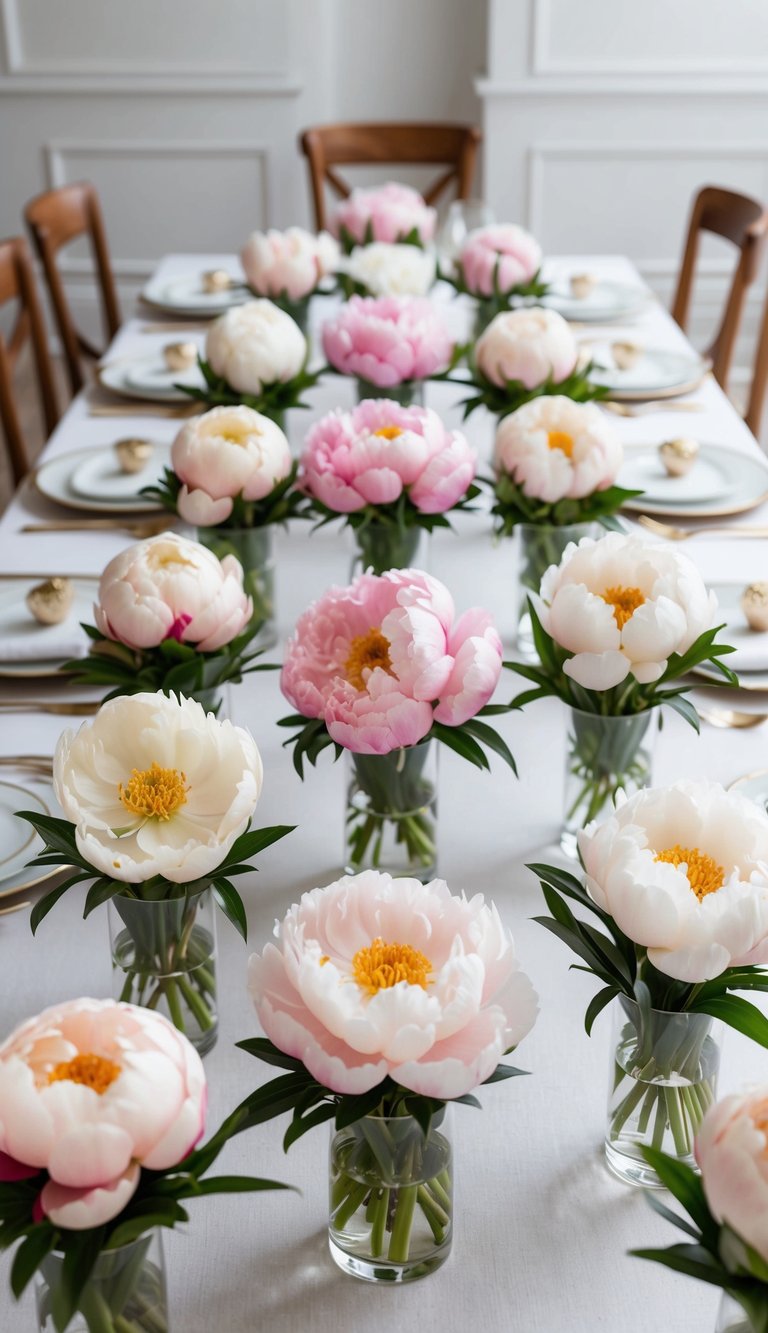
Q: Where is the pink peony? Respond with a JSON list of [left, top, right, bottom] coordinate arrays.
[[333, 182, 436, 246], [280, 569, 503, 754], [322, 296, 454, 387], [696, 1088, 768, 1262], [248, 869, 538, 1098], [241, 227, 338, 301], [299, 398, 476, 515], [476, 307, 578, 390], [459, 224, 542, 297], [0, 998, 205, 1229], [172, 405, 292, 526]]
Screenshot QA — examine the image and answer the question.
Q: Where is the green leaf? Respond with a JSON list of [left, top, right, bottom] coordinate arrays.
[[220, 824, 295, 866], [639, 1148, 717, 1242], [482, 1063, 529, 1083], [185, 1175, 295, 1196], [429, 721, 489, 770], [82, 878, 125, 918], [283, 1103, 337, 1151], [645, 1190, 708, 1241], [584, 985, 619, 1036], [460, 718, 518, 774], [629, 1243, 729, 1287], [661, 693, 701, 733], [10, 1226, 58, 1298], [212, 880, 248, 941], [235, 1038, 305, 1073], [30, 879, 84, 935], [690, 994, 768, 1049]]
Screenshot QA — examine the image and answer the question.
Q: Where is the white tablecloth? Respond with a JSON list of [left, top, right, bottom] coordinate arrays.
[[1, 255, 767, 1333]]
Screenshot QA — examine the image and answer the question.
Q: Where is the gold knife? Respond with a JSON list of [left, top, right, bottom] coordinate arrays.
[[0, 702, 100, 715]]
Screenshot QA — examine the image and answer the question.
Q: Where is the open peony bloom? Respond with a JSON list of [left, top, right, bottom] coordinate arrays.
[[333, 182, 437, 246], [281, 568, 503, 753], [696, 1087, 768, 1261], [536, 531, 717, 690], [459, 224, 542, 297], [53, 691, 263, 883], [322, 295, 454, 388], [476, 306, 578, 390], [241, 226, 338, 301], [248, 869, 537, 1098], [299, 398, 476, 515], [206, 299, 306, 395], [94, 530, 253, 652], [342, 242, 436, 297], [578, 779, 768, 982], [494, 396, 623, 504], [172, 405, 292, 527], [0, 999, 205, 1230]]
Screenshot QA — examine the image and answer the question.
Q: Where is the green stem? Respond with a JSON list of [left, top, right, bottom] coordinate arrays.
[[388, 1184, 419, 1263]]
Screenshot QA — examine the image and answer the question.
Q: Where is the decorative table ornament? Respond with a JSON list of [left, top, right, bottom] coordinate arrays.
[[162, 341, 197, 372], [114, 437, 153, 474], [279, 569, 514, 879], [17, 691, 293, 1050], [332, 181, 437, 253], [26, 579, 75, 626], [321, 295, 455, 407], [659, 436, 700, 478], [741, 582, 768, 632], [631, 1087, 768, 1332], [0, 998, 290, 1333], [443, 223, 547, 334], [337, 242, 437, 300], [299, 399, 478, 575], [242, 868, 538, 1282], [531, 778, 768, 1186], [62, 531, 268, 713], [509, 531, 737, 848], [240, 226, 339, 332]]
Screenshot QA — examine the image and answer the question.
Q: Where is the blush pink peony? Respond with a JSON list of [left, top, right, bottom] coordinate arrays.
[[299, 399, 476, 515], [459, 224, 542, 297], [494, 396, 623, 504], [241, 227, 338, 301], [333, 182, 436, 246], [476, 307, 578, 390], [322, 296, 454, 388], [172, 405, 292, 526], [696, 1087, 768, 1261]]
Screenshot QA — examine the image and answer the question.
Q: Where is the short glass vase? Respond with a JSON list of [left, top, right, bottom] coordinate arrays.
[[345, 740, 437, 881], [715, 1293, 757, 1333], [108, 887, 218, 1055], [351, 522, 424, 577], [35, 1231, 167, 1333], [329, 1108, 453, 1283], [516, 521, 595, 659], [605, 998, 723, 1188], [561, 706, 658, 857], [355, 377, 424, 408], [197, 525, 277, 651]]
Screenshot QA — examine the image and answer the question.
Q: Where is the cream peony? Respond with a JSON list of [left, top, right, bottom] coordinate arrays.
[[494, 396, 623, 504], [171, 405, 292, 526], [696, 1087, 768, 1261], [578, 780, 768, 982], [342, 242, 436, 297], [53, 691, 263, 884], [241, 227, 338, 301], [205, 299, 306, 395], [536, 531, 717, 690], [476, 307, 578, 390]]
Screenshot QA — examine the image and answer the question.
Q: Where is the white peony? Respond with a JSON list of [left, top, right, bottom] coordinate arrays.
[[54, 691, 263, 884], [578, 779, 768, 982], [342, 242, 436, 297], [475, 307, 578, 390], [205, 299, 306, 395], [241, 227, 338, 301], [493, 396, 623, 503], [172, 405, 292, 526], [536, 531, 717, 690]]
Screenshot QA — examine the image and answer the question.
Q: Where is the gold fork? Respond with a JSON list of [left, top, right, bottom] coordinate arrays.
[[700, 708, 768, 729], [602, 400, 706, 417], [0, 702, 99, 716], [0, 755, 54, 774], [21, 517, 175, 539], [637, 515, 768, 541]]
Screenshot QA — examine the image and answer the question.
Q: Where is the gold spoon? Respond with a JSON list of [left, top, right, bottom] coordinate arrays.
[[0, 901, 31, 916], [637, 515, 768, 541], [602, 400, 706, 417], [699, 708, 768, 729]]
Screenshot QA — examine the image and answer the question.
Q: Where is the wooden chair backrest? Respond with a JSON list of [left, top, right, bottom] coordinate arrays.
[[0, 236, 59, 486]]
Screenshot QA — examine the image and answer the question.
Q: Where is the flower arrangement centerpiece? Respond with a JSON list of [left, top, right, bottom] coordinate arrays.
[[332, 182, 437, 253], [299, 399, 478, 574], [17, 692, 293, 1050], [240, 226, 338, 332], [510, 531, 737, 846], [337, 242, 437, 300], [142, 409, 302, 649], [240, 868, 537, 1282], [0, 998, 290, 1333], [279, 569, 514, 878], [632, 1087, 768, 1332], [322, 295, 455, 407], [445, 223, 548, 334], [531, 779, 768, 1187]]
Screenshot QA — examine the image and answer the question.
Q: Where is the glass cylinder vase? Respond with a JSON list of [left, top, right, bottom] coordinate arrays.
[[329, 1108, 453, 1283], [108, 887, 218, 1055], [197, 524, 277, 651], [715, 1293, 756, 1333], [35, 1232, 167, 1333], [355, 377, 424, 408], [605, 998, 723, 1188], [345, 740, 438, 881], [561, 706, 658, 857], [351, 522, 424, 576], [516, 521, 596, 659]]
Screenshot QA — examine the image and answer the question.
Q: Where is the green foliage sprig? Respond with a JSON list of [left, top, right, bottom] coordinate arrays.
[[459, 359, 607, 422], [439, 258, 549, 306], [307, 482, 481, 540], [141, 460, 310, 529], [337, 221, 425, 256], [178, 356, 325, 418], [489, 471, 642, 537]]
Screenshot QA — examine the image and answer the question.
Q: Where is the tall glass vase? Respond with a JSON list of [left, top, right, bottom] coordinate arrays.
[[351, 522, 424, 576], [197, 525, 276, 650], [329, 1108, 453, 1283], [355, 378, 424, 408], [345, 740, 438, 880], [561, 706, 658, 857], [605, 998, 723, 1188], [35, 1232, 167, 1333], [108, 887, 218, 1055], [516, 521, 595, 659]]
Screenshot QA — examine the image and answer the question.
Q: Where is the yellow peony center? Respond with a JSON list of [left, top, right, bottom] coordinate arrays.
[[654, 844, 725, 901], [373, 425, 404, 440], [48, 1053, 121, 1095], [118, 762, 189, 821], [344, 628, 395, 691], [352, 938, 433, 994], [547, 430, 574, 458], [601, 584, 646, 630]]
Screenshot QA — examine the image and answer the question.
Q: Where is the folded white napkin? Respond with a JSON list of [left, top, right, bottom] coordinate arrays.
[[0, 617, 89, 663], [725, 623, 768, 673]]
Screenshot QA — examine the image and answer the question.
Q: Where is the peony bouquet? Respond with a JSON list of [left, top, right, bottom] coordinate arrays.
[[240, 869, 537, 1278], [445, 223, 548, 330], [241, 226, 338, 329], [299, 399, 478, 574], [332, 181, 437, 253], [322, 295, 456, 406], [337, 241, 436, 299], [17, 692, 293, 1048], [0, 999, 289, 1333], [532, 780, 768, 1182]]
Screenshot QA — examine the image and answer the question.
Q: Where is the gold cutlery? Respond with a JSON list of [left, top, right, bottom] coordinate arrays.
[[700, 708, 768, 730], [140, 322, 208, 334], [602, 400, 706, 417], [22, 517, 175, 538], [0, 573, 95, 581], [637, 515, 768, 541], [0, 901, 31, 916], [0, 702, 100, 716], [88, 402, 202, 419], [0, 755, 54, 774]]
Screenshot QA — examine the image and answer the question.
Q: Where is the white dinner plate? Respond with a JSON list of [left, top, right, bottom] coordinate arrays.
[[620, 444, 768, 518], [0, 577, 99, 678], [693, 583, 768, 691], [99, 355, 205, 404], [589, 348, 708, 400], [728, 769, 768, 811], [70, 442, 172, 502], [35, 446, 167, 514], [0, 780, 63, 899], [142, 272, 249, 318], [542, 281, 649, 323]]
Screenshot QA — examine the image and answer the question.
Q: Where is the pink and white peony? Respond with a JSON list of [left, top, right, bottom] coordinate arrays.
[[241, 227, 338, 301], [299, 398, 476, 515], [0, 998, 205, 1229], [459, 224, 542, 297], [322, 295, 454, 388], [333, 182, 436, 247], [206, 299, 306, 395], [342, 242, 436, 297], [171, 405, 292, 527], [281, 568, 503, 753], [578, 779, 768, 982], [248, 869, 537, 1098], [94, 531, 253, 652], [476, 307, 578, 390], [494, 396, 623, 504], [696, 1087, 768, 1261], [536, 531, 717, 690]]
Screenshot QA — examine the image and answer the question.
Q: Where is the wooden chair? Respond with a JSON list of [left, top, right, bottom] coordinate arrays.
[[24, 181, 121, 396], [299, 122, 482, 232], [0, 236, 59, 486], [744, 286, 768, 442], [671, 185, 768, 393]]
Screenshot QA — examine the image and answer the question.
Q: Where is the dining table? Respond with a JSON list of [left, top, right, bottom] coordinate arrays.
[[1, 252, 767, 1333]]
